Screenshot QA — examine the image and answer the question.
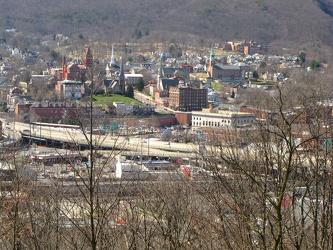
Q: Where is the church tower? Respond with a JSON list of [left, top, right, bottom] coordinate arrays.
[[110, 45, 116, 66], [62, 56, 67, 80], [119, 57, 126, 94], [84, 46, 93, 68], [208, 43, 215, 77], [209, 42, 215, 66], [157, 55, 164, 90]]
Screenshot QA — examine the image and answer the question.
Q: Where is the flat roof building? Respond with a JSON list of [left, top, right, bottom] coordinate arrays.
[[192, 106, 256, 131]]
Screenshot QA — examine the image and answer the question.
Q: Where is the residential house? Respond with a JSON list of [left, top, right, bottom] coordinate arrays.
[[273, 73, 284, 82], [0, 80, 12, 101], [11, 48, 21, 57], [180, 65, 194, 73], [0, 61, 13, 72], [162, 67, 190, 79], [7, 87, 30, 108], [129, 66, 148, 74], [145, 83, 157, 97]]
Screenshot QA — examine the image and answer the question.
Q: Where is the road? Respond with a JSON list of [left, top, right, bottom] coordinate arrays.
[[11, 121, 200, 159], [134, 90, 174, 113]]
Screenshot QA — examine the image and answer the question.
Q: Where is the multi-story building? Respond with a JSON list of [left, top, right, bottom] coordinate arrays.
[[29, 101, 82, 123], [240, 106, 277, 122], [55, 80, 83, 99], [169, 86, 207, 111], [206, 45, 244, 82], [125, 74, 143, 85], [208, 64, 243, 82], [54, 46, 93, 99], [192, 106, 256, 131], [224, 40, 269, 55]]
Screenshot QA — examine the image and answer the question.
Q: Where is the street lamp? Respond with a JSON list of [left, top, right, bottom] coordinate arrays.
[[39, 123, 42, 146]]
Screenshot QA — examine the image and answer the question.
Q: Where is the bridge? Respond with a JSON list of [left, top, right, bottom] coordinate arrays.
[[12, 121, 201, 161]]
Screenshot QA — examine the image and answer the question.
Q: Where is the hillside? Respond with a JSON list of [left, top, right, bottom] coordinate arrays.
[[0, 0, 333, 49]]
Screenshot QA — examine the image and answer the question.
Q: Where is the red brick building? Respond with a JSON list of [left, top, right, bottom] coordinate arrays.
[[207, 62, 243, 82], [240, 106, 277, 122], [55, 46, 93, 99], [29, 102, 82, 123], [175, 112, 192, 126], [202, 127, 257, 146], [180, 65, 194, 73], [168, 86, 207, 111], [15, 102, 32, 121]]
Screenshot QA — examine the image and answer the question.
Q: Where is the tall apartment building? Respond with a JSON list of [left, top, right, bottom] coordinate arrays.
[[168, 86, 207, 112]]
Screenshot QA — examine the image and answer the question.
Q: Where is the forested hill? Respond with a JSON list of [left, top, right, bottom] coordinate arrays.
[[317, 0, 333, 16], [0, 0, 333, 47]]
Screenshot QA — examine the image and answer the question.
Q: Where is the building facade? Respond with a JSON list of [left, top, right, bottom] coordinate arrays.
[[208, 64, 244, 82], [169, 87, 208, 111], [192, 106, 256, 131], [54, 46, 93, 99], [29, 101, 81, 123], [55, 80, 83, 99]]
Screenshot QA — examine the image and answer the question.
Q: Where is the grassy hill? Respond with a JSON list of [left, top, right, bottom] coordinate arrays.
[[93, 95, 142, 106]]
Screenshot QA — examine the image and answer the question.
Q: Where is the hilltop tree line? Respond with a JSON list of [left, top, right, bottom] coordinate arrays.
[[0, 0, 333, 48]]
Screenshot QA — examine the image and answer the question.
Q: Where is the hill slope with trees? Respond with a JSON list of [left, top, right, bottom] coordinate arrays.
[[0, 0, 332, 48]]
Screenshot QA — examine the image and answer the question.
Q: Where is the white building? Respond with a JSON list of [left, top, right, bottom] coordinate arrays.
[[61, 80, 83, 99], [192, 106, 256, 131], [125, 73, 143, 85], [113, 102, 134, 115]]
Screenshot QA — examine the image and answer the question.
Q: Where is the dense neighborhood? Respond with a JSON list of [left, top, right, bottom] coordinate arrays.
[[0, 33, 309, 133], [1, 28, 333, 249]]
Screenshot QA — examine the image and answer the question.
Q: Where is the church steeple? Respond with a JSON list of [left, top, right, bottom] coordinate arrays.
[[110, 45, 116, 66], [84, 46, 93, 68], [62, 56, 67, 80], [157, 55, 164, 91], [210, 42, 215, 66], [119, 57, 125, 94]]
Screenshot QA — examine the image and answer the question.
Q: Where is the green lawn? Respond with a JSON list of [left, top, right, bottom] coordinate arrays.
[[211, 81, 222, 91], [249, 80, 274, 85], [93, 94, 143, 106]]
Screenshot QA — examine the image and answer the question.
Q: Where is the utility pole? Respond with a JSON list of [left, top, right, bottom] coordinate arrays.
[[139, 119, 144, 165]]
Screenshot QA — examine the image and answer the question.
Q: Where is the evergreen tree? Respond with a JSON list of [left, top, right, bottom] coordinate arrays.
[[136, 79, 145, 92], [299, 51, 306, 64], [126, 85, 134, 98], [310, 59, 320, 69]]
